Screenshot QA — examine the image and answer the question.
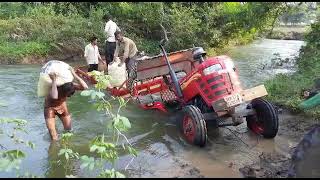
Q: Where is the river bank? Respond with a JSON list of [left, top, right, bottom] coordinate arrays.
[[265, 22, 320, 119], [264, 26, 308, 40]]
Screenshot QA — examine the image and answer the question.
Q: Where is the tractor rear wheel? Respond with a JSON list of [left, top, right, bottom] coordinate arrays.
[[179, 105, 207, 147], [246, 98, 279, 138]]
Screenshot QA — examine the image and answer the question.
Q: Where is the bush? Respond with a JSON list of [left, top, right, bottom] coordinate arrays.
[[0, 2, 288, 63], [265, 20, 320, 118]]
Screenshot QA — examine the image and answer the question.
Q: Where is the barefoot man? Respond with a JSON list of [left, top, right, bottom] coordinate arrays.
[[44, 67, 88, 141]]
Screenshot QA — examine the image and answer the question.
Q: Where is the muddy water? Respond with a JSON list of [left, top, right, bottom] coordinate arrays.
[[0, 39, 307, 178]]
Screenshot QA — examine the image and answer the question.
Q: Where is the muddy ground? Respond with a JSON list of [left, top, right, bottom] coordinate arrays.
[[239, 108, 319, 178], [139, 108, 319, 178]]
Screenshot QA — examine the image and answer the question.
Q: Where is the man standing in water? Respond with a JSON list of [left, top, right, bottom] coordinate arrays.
[[44, 67, 88, 141], [104, 14, 120, 65], [84, 36, 105, 72]]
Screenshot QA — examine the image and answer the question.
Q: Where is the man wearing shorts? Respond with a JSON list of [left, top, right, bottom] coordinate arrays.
[[44, 67, 88, 141]]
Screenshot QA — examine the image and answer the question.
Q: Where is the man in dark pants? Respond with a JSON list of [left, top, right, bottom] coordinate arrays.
[[84, 36, 105, 72], [104, 14, 120, 65]]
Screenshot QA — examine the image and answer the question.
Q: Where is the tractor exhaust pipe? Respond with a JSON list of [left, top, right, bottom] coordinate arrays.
[[159, 44, 183, 99], [159, 24, 183, 99]]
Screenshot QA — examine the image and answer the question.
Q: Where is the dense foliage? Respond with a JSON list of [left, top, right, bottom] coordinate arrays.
[[0, 2, 288, 63]]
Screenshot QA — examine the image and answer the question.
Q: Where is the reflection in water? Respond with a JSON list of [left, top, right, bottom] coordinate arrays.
[[0, 39, 305, 177]]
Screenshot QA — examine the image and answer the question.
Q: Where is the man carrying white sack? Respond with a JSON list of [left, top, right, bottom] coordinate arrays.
[[38, 60, 88, 141], [110, 31, 138, 93]]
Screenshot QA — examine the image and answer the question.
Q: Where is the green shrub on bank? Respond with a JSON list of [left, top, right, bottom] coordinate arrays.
[[0, 41, 49, 62], [265, 21, 320, 118]]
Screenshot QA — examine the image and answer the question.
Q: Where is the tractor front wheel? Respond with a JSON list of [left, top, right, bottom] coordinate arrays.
[[246, 98, 279, 138], [179, 105, 207, 147]]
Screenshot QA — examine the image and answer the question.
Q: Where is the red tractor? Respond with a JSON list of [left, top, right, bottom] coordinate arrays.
[[76, 38, 279, 147]]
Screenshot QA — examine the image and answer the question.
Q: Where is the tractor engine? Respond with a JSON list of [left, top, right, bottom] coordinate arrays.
[[181, 49, 243, 116]]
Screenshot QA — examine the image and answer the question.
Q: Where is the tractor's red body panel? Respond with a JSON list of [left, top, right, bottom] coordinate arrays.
[[180, 56, 243, 107]]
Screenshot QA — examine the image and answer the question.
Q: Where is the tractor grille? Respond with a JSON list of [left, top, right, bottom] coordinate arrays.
[[199, 72, 232, 100], [207, 75, 223, 84], [215, 89, 227, 96], [211, 82, 225, 90]]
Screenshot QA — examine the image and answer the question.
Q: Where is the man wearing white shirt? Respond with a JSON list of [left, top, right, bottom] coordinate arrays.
[[84, 36, 105, 72], [104, 14, 120, 65]]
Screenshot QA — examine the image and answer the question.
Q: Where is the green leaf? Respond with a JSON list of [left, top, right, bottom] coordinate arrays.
[[0, 158, 11, 171], [114, 116, 120, 127], [90, 91, 97, 100], [62, 132, 73, 139], [96, 91, 105, 99], [95, 102, 104, 111], [107, 121, 114, 130], [27, 141, 35, 149], [97, 146, 106, 153], [3, 118, 28, 126], [119, 116, 131, 129], [127, 146, 138, 157], [73, 152, 79, 159], [4, 150, 26, 159], [25, 141, 35, 149], [101, 133, 105, 143], [80, 155, 95, 170], [58, 149, 66, 156], [89, 145, 98, 152], [65, 151, 69, 160], [80, 90, 92, 97], [0, 156, 21, 172], [105, 101, 112, 110], [118, 97, 125, 107], [14, 127, 28, 134], [115, 171, 126, 178]]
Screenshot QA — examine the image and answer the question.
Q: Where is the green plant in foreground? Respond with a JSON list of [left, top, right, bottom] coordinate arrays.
[[56, 70, 137, 178], [56, 132, 79, 176], [0, 117, 35, 176]]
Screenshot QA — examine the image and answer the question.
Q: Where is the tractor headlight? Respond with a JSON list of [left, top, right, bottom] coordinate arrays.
[[203, 64, 223, 75]]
